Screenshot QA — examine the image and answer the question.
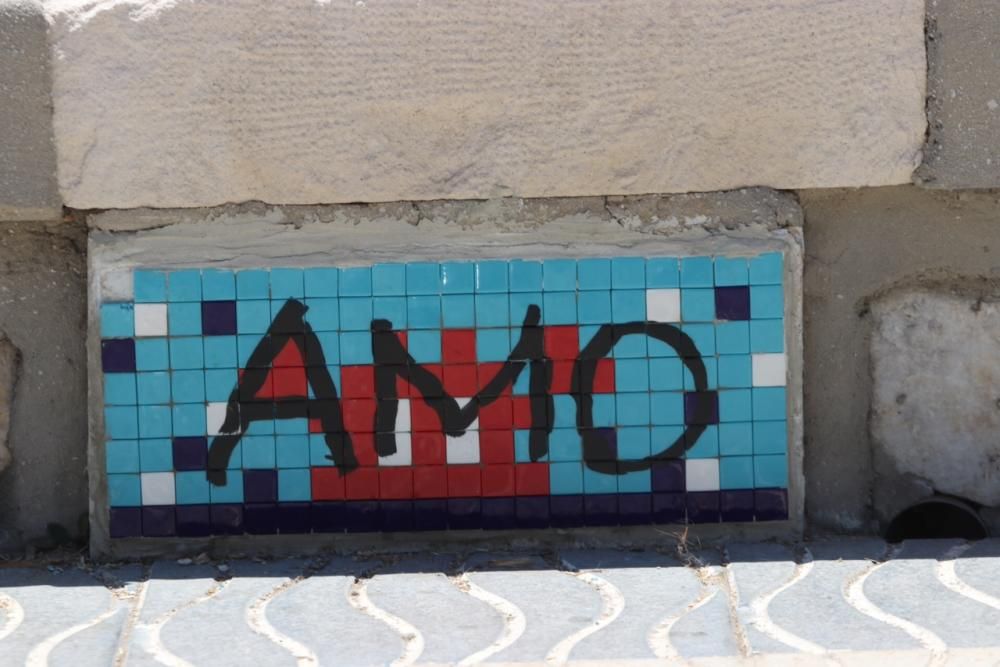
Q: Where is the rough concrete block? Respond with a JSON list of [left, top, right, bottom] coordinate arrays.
[[917, 0, 1000, 189], [0, 0, 60, 220], [85, 191, 803, 556], [0, 336, 18, 475], [0, 221, 87, 552], [799, 187, 1000, 533], [48, 0, 925, 209], [871, 289, 1000, 510]]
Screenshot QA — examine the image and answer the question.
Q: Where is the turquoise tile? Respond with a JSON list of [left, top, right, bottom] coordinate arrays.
[[508, 260, 542, 293], [407, 295, 441, 329], [717, 355, 751, 388], [135, 338, 169, 371], [543, 259, 576, 291], [305, 298, 340, 331], [753, 420, 788, 455], [138, 405, 172, 438], [276, 435, 310, 468], [270, 268, 305, 299], [406, 262, 440, 295], [578, 291, 612, 324], [754, 454, 788, 488], [543, 292, 576, 325], [719, 389, 752, 422], [577, 258, 611, 290], [749, 319, 784, 353], [683, 357, 717, 390], [309, 434, 335, 466], [304, 267, 340, 298], [167, 270, 202, 302], [138, 438, 173, 472], [167, 302, 201, 336], [210, 473, 244, 503], [276, 417, 308, 435], [509, 292, 542, 326], [313, 332, 341, 365], [476, 328, 511, 362], [136, 371, 171, 405], [714, 257, 749, 286], [339, 266, 372, 297], [681, 288, 715, 322], [612, 330, 647, 358], [615, 358, 650, 392], [750, 285, 784, 319], [749, 252, 783, 285], [720, 456, 754, 489], [172, 369, 206, 403], [173, 404, 207, 437], [646, 257, 679, 288], [101, 303, 134, 337], [719, 422, 754, 456], [649, 357, 683, 391], [650, 392, 684, 425], [551, 394, 577, 429], [583, 467, 618, 494], [549, 428, 581, 462], [407, 329, 441, 364], [278, 468, 312, 501], [339, 331, 372, 365], [686, 425, 719, 458], [616, 392, 650, 426], [236, 300, 271, 334], [716, 321, 750, 354], [204, 368, 237, 402], [106, 439, 140, 474], [611, 290, 645, 322], [617, 426, 650, 458], [372, 296, 407, 329], [651, 426, 684, 455], [611, 257, 645, 289], [618, 469, 651, 493], [592, 394, 615, 427], [372, 263, 405, 296], [236, 269, 270, 299], [175, 471, 210, 504], [514, 430, 539, 462], [681, 324, 715, 356], [204, 336, 237, 369], [475, 260, 508, 293], [104, 373, 137, 406], [133, 270, 167, 303], [202, 269, 236, 300], [549, 461, 583, 494], [752, 387, 786, 421], [108, 473, 141, 506], [340, 297, 374, 330], [169, 337, 204, 370], [441, 261, 475, 294], [441, 294, 474, 328], [242, 435, 276, 468], [680, 257, 713, 287], [476, 293, 509, 327]]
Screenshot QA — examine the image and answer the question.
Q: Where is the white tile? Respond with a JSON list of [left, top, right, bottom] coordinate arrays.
[[206, 401, 238, 436], [646, 289, 681, 322], [141, 471, 175, 505], [380, 432, 412, 467], [685, 458, 720, 492], [394, 398, 411, 433], [752, 353, 787, 387], [133, 303, 167, 337], [447, 416, 480, 464]]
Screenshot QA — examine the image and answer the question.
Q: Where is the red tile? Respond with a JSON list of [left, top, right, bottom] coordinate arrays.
[[351, 432, 378, 467], [343, 398, 376, 433], [550, 360, 577, 394], [393, 369, 410, 398], [477, 362, 511, 395], [479, 397, 513, 431], [379, 467, 413, 499], [480, 430, 514, 464], [341, 366, 375, 398], [396, 331, 408, 348], [272, 367, 308, 398], [272, 337, 305, 367], [512, 396, 535, 429], [545, 326, 579, 360], [408, 364, 444, 398], [442, 330, 476, 364], [345, 467, 379, 500], [412, 432, 446, 465], [413, 465, 448, 498], [482, 464, 516, 496], [410, 398, 442, 432], [447, 465, 482, 497], [309, 418, 323, 433], [443, 364, 478, 396], [311, 468, 345, 500], [593, 358, 616, 393], [516, 463, 550, 495]]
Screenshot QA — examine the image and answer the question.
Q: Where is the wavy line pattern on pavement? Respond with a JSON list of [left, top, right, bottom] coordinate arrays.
[[453, 571, 527, 665], [0, 592, 25, 642], [545, 558, 625, 665], [347, 575, 424, 667]]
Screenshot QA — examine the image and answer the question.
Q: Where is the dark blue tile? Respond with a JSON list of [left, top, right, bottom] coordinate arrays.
[[102, 338, 136, 373], [721, 490, 755, 523], [109, 507, 142, 538], [142, 506, 176, 537], [481, 497, 517, 530], [515, 497, 549, 529], [277, 502, 312, 534], [550, 495, 584, 528], [652, 492, 686, 523], [715, 286, 750, 320], [584, 494, 618, 526], [210, 503, 244, 535], [343, 501, 382, 532], [684, 392, 719, 425], [311, 502, 346, 533], [202, 300, 237, 335], [651, 460, 685, 492], [755, 488, 789, 522], [175, 504, 212, 537], [686, 491, 721, 524], [413, 499, 448, 531], [448, 498, 482, 530], [173, 437, 208, 471], [618, 493, 652, 525], [244, 469, 278, 503], [380, 500, 414, 532], [244, 503, 278, 534]]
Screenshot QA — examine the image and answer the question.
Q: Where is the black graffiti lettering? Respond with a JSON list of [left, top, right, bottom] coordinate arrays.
[[572, 322, 709, 475], [372, 304, 553, 458], [206, 300, 353, 486]]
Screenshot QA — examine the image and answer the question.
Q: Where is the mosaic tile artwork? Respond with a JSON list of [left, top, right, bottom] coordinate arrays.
[[99, 255, 789, 537]]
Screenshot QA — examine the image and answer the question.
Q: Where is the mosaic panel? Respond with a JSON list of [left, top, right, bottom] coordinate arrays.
[[99, 254, 789, 537]]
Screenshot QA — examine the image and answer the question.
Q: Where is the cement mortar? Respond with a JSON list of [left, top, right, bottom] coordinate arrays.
[[0, 220, 88, 552], [799, 186, 1000, 534]]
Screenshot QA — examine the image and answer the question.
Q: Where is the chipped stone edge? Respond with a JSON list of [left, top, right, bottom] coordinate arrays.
[[85, 192, 804, 558]]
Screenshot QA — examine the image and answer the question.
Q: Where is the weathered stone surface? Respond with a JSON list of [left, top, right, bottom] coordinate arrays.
[[0, 221, 87, 552], [0, 0, 61, 220], [917, 0, 1000, 189], [48, 0, 925, 209], [871, 289, 1000, 508], [0, 336, 18, 474], [799, 187, 1000, 533]]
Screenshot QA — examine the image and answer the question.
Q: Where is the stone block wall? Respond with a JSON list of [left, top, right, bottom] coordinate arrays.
[[3, 0, 1000, 552]]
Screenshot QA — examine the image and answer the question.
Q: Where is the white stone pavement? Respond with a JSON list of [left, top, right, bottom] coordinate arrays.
[[1, 539, 1000, 666]]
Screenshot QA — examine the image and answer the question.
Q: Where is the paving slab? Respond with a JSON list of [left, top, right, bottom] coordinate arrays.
[[724, 542, 797, 655]]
